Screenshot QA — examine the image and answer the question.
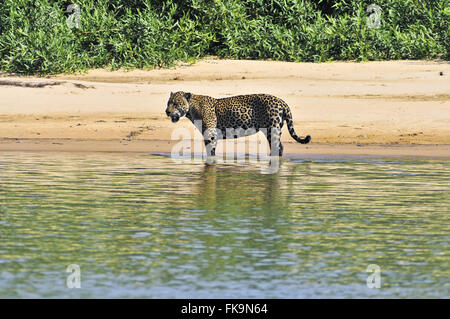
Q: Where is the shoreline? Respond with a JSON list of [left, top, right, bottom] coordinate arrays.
[[1, 138, 449, 158]]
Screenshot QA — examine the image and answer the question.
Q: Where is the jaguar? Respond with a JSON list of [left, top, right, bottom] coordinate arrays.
[[165, 91, 311, 156]]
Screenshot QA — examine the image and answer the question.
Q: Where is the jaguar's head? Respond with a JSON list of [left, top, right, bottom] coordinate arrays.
[[165, 91, 191, 123]]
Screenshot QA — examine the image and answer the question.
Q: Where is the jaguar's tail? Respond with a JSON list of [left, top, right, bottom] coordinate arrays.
[[283, 105, 311, 144]]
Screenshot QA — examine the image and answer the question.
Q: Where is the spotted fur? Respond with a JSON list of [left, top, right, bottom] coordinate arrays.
[[165, 91, 311, 156]]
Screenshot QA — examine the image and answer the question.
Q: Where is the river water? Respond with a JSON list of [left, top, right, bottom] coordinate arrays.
[[0, 152, 448, 298]]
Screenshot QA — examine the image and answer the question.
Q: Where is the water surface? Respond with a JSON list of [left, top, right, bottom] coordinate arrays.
[[0, 152, 449, 298]]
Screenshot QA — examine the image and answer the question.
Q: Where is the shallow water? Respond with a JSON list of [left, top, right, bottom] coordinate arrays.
[[0, 152, 448, 298]]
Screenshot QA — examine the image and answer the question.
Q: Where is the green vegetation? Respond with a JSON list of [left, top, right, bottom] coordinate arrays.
[[0, 0, 448, 75]]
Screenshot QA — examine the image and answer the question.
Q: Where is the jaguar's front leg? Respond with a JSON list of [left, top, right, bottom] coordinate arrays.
[[204, 127, 218, 157]]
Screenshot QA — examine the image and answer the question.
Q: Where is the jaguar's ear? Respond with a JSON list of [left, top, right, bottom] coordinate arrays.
[[170, 91, 174, 98], [185, 92, 191, 101]]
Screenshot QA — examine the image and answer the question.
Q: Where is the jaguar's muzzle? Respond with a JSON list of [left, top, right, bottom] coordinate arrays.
[[166, 109, 183, 123]]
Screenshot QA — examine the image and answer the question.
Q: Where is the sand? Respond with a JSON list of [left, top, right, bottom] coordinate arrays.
[[0, 58, 449, 157]]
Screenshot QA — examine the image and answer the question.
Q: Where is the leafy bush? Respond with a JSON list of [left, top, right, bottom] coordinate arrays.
[[0, 0, 448, 74]]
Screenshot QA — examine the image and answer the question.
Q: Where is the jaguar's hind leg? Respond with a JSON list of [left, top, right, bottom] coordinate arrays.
[[263, 126, 283, 156]]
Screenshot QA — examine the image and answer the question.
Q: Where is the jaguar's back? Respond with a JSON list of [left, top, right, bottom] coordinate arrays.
[[213, 94, 286, 131]]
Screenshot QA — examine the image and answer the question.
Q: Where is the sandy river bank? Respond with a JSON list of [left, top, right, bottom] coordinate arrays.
[[1, 59, 449, 157]]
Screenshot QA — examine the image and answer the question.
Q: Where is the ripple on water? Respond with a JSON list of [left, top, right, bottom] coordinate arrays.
[[0, 152, 448, 298]]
